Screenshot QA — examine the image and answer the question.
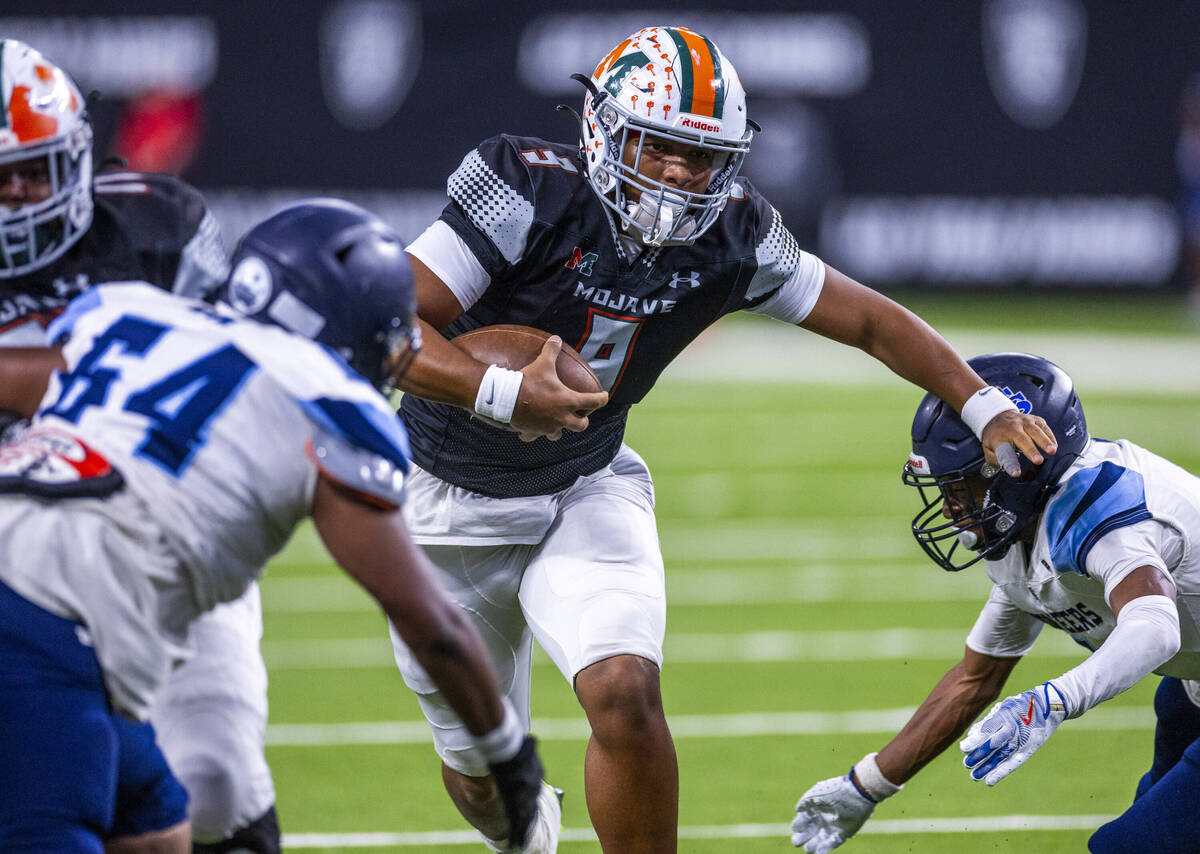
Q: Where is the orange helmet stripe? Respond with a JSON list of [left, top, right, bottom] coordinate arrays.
[[668, 27, 724, 119]]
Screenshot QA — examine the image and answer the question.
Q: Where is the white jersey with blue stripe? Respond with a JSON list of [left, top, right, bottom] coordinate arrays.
[[967, 438, 1200, 680], [41, 282, 410, 599]]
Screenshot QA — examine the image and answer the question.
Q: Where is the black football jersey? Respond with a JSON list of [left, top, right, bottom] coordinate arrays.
[[0, 171, 228, 345], [401, 134, 805, 498]]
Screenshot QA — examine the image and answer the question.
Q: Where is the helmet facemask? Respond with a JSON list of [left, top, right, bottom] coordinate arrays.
[[904, 456, 1024, 572], [583, 97, 749, 246], [0, 40, 95, 278]]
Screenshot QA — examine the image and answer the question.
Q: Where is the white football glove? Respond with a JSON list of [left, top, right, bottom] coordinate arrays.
[[791, 775, 875, 853], [960, 680, 1068, 786]]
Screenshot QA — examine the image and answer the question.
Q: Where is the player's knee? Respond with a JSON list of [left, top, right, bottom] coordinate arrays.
[[577, 655, 666, 746]]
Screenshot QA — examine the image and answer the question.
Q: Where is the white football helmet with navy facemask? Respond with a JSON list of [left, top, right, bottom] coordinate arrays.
[[577, 26, 753, 247], [0, 39, 94, 278]]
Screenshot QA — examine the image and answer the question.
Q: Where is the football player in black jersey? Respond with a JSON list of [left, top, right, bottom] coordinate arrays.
[[0, 39, 280, 854], [389, 26, 1057, 854]]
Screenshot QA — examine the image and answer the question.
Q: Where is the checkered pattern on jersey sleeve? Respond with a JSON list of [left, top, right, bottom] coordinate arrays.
[[745, 205, 802, 301], [447, 148, 535, 265]]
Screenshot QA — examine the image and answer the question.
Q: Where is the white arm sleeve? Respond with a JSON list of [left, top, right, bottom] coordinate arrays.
[[965, 585, 1044, 658], [405, 220, 491, 312], [1052, 594, 1181, 718], [744, 251, 826, 324], [1084, 519, 1181, 602]]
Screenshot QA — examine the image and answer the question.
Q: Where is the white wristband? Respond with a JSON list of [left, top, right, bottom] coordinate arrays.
[[474, 364, 523, 424], [852, 752, 902, 802], [960, 386, 1018, 440], [477, 697, 525, 764]]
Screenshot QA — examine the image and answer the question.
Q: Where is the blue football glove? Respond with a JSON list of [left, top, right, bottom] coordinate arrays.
[[959, 681, 1068, 786]]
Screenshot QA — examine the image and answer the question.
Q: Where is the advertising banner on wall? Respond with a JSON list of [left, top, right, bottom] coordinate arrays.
[[4, 0, 1197, 290]]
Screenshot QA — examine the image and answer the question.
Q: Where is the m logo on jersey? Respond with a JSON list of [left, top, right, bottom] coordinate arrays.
[[669, 270, 700, 289], [1000, 386, 1032, 414], [565, 247, 598, 277]]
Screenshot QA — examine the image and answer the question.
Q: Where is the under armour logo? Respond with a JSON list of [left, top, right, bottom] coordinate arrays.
[[669, 271, 700, 289]]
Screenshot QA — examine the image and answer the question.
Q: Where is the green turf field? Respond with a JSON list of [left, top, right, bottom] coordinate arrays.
[[257, 325, 1200, 852]]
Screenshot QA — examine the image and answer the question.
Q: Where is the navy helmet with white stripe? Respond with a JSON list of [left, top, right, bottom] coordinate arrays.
[[219, 198, 421, 391], [902, 353, 1088, 571]]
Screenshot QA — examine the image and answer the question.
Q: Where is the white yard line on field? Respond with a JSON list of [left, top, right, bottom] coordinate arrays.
[[667, 319, 1200, 393], [260, 557, 986, 613], [262, 625, 1083, 670], [282, 813, 1116, 847], [265, 703, 1151, 747]]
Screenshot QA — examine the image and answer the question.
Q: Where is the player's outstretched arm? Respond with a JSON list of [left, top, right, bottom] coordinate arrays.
[[311, 475, 544, 845], [398, 256, 606, 438], [792, 648, 1018, 851], [963, 567, 1181, 786], [797, 266, 1055, 474]]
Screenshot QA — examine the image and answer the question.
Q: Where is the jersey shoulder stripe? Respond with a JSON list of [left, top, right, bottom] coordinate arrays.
[[1045, 460, 1153, 576], [746, 200, 803, 302], [446, 136, 537, 264]]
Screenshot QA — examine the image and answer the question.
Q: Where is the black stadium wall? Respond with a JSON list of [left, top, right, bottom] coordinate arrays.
[[4, 0, 1198, 291]]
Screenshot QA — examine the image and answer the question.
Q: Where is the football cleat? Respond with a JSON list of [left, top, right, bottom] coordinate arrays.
[[482, 782, 563, 854]]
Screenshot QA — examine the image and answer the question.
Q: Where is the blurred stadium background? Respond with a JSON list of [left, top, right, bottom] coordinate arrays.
[[7, 1, 1200, 851]]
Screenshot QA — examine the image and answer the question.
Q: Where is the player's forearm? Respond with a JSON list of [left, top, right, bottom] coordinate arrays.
[[877, 653, 1015, 784], [861, 306, 982, 412], [0, 346, 65, 416], [396, 318, 489, 408], [399, 601, 509, 736]]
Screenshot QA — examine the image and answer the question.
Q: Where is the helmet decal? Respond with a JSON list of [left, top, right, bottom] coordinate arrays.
[[1000, 385, 1032, 413], [228, 256, 273, 314], [665, 27, 725, 120]]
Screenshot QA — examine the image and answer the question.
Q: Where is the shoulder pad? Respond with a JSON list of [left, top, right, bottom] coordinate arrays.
[[1044, 461, 1153, 576], [94, 171, 208, 245], [92, 171, 228, 297], [443, 135, 583, 267], [307, 426, 407, 510]]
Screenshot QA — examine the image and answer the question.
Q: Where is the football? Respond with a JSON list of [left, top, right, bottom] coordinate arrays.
[[451, 324, 603, 393]]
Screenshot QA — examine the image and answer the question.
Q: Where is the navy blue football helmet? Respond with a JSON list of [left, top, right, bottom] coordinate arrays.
[[219, 198, 421, 390], [903, 353, 1088, 571]]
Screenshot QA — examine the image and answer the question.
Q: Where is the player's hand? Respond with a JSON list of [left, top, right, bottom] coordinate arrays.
[[488, 735, 545, 848], [980, 409, 1057, 477], [960, 681, 1067, 786], [511, 336, 607, 441], [791, 775, 874, 852]]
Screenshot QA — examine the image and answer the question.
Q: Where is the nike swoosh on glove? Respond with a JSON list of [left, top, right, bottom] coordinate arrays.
[[960, 680, 1068, 786], [488, 735, 545, 848], [791, 775, 875, 852]]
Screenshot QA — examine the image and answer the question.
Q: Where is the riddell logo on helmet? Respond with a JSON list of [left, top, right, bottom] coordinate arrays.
[[679, 116, 721, 133]]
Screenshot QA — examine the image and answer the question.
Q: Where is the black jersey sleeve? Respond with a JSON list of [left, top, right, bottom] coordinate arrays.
[[438, 135, 539, 278], [92, 171, 229, 299], [737, 180, 806, 309]]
